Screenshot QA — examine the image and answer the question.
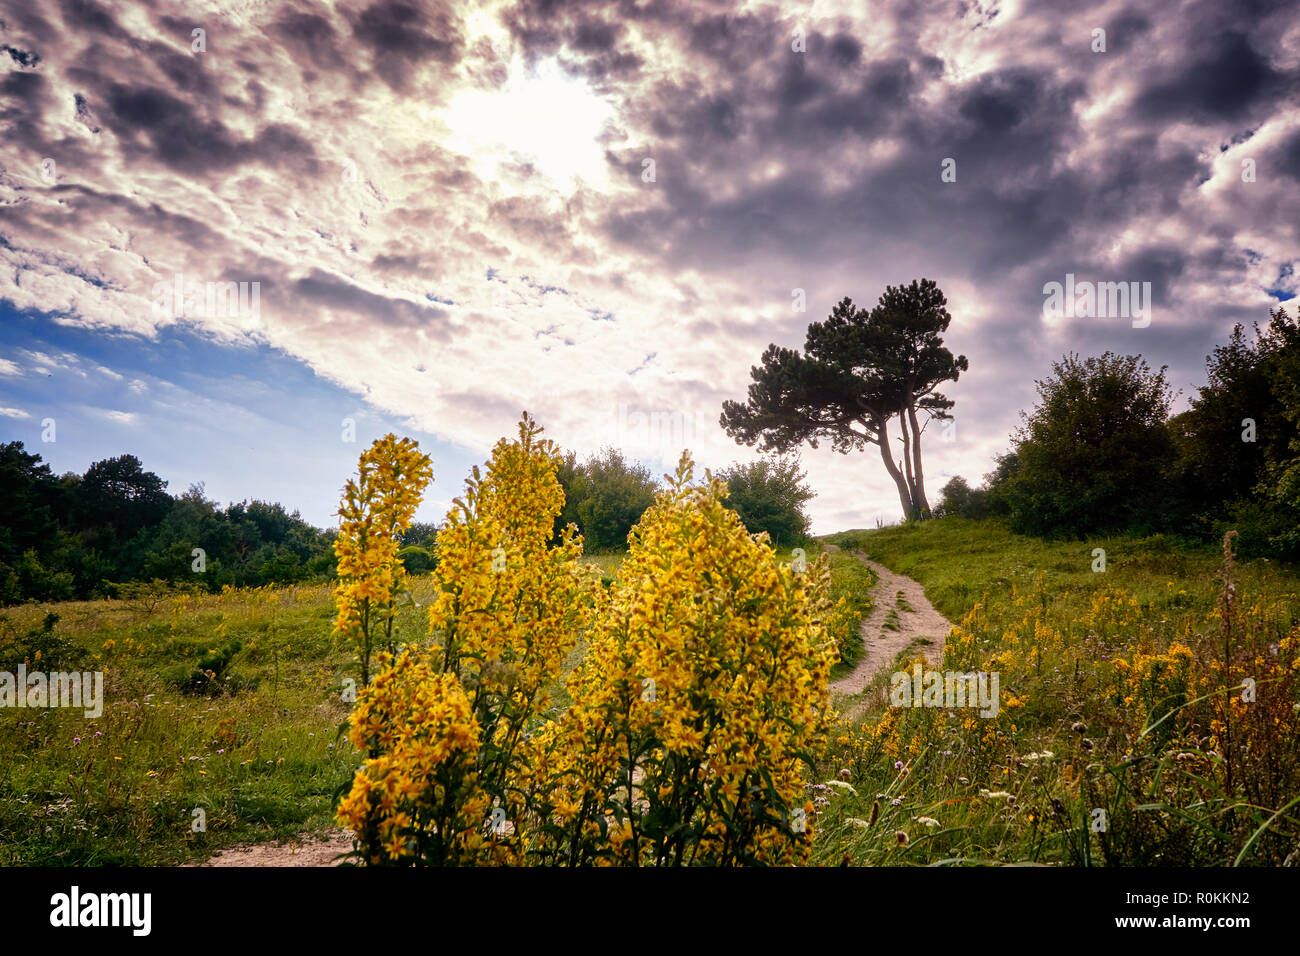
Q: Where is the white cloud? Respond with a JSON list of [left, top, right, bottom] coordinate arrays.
[[90, 408, 137, 425]]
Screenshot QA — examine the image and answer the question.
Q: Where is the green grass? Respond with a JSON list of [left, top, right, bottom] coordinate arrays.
[[0, 540, 858, 864], [811, 517, 1300, 866], [825, 517, 1297, 629], [0, 552, 643, 865], [14, 519, 1290, 867], [583, 553, 625, 583], [0, 582, 404, 865], [821, 546, 875, 678]]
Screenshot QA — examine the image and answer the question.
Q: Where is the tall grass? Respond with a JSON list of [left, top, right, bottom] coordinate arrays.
[[811, 518, 1300, 865], [0, 582, 404, 864], [825, 549, 875, 677]]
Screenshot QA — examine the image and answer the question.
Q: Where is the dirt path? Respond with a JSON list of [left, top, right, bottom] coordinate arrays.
[[825, 546, 952, 710], [186, 830, 353, 867]]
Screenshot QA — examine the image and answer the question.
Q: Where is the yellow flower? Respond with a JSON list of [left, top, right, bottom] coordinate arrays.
[[543, 452, 834, 866]]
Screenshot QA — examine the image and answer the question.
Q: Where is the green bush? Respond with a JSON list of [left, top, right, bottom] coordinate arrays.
[[718, 456, 814, 547], [934, 476, 997, 519], [397, 522, 438, 574], [161, 639, 251, 696], [1001, 352, 1175, 538], [0, 551, 76, 604], [0, 612, 84, 670], [553, 448, 658, 552]]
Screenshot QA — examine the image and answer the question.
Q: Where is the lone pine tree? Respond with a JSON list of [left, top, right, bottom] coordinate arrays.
[[720, 278, 967, 520]]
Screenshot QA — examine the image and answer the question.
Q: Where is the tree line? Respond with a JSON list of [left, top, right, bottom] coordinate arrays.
[[0, 441, 816, 605], [0, 448, 340, 603], [935, 307, 1300, 558]]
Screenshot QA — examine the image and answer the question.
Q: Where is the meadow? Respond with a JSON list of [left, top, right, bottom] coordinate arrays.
[[1, 516, 1296, 865], [813, 520, 1300, 866], [0, 536, 843, 864], [0, 581, 384, 865]]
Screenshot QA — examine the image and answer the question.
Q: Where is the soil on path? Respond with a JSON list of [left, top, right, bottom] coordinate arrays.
[[825, 545, 952, 712], [185, 830, 353, 867]]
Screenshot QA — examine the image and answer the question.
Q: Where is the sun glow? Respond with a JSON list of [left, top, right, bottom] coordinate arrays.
[[442, 57, 615, 188]]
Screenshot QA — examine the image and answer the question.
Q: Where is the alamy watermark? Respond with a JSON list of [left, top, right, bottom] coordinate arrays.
[[0, 665, 104, 718], [1042, 274, 1151, 328], [614, 403, 712, 460], [889, 663, 1000, 717], [50, 886, 150, 936], [151, 273, 261, 324]]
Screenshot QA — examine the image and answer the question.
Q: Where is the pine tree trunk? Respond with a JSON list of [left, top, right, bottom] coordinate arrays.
[[899, 408, 917, 508], [875, 416, 915, 518], [907, 404, 930, 515]]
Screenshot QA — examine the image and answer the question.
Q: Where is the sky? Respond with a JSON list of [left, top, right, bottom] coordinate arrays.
[[1, 0, 1297, 532]]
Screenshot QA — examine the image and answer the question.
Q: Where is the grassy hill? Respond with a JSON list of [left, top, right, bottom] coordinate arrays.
[[827, 517, 1298, 629], [812, 517, 1300, 865]]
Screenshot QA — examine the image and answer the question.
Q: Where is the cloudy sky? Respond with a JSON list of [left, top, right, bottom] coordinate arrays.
[[1, 0, 1297, 532]]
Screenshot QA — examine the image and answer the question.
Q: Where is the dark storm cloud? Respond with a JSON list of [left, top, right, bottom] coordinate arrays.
[[551, 0, 1290, 333], [0, 70, 102, 172], [0, 69, 48, 124], [572, 20, 618, 52], [293, 270, 452, 335], [1, 5, 58, 44], [56, 0, 130, 43], [1134, 30, 1292, 123], [503, 0, 665, 81], [346, 0, 463, 91], [600, 56, 1087, 284], [140, 38, 222, 99], [2, 44, 40, 67], [72, 92, 99, 132], [959, 71, 1038, 132], [1274, 128, 1300, 181], [827, 34, 862, 68], [97, 83, 320, 175], [157, 16, 206, 39], [270, 10, 346, 73], [1102, 10, 1151, 54]]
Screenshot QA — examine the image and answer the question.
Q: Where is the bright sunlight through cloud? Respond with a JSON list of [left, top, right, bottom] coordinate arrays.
[[442, 57, 615, 187]]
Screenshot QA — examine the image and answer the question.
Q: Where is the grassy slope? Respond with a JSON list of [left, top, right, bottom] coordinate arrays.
[[808, 517, 1300, 866], [827, 518, 1299, 630]]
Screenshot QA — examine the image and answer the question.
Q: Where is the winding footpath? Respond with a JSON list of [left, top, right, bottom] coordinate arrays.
[[825, 545, 953, 713]]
